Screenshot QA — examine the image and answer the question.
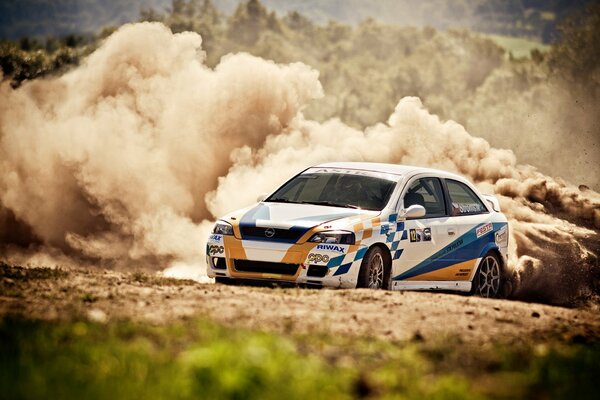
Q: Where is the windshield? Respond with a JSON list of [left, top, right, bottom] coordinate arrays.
[[265, 171, 397, 211]]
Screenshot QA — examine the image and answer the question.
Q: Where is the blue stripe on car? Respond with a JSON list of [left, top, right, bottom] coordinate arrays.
[[392, 222, 504, 281]]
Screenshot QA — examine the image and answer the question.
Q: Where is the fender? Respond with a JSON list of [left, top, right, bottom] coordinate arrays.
[[477, 242, 500, 260]]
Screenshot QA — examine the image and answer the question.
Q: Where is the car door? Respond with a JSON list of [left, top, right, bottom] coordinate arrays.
[[392, 176, 455, 281], [442, 179, 492, 277]]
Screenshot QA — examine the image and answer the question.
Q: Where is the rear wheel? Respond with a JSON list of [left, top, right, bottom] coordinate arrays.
[[357, 247, 390, 289], [471, 252, 503, 298]]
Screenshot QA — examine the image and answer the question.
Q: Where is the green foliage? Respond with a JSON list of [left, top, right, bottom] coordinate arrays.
[[0, 40, 83, 86], [523, 344, 600, 399], [2, 316, 599, 399], [0, 318, 420, 399]]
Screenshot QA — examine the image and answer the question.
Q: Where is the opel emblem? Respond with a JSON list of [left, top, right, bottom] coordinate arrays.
[[265, 228, 275, 238]]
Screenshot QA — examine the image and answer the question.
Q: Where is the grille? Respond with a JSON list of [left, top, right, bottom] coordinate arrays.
[[240, 226, 305, 242], [307, 265, 328, 278], [233, 260, 299, 275]]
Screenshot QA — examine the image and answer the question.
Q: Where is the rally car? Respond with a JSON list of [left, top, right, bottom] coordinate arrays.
[[206, 162, 509, 297]]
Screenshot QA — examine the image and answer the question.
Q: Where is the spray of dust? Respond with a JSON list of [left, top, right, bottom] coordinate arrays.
[[0, 22, 322, 275], [0, 23, 598, 305]]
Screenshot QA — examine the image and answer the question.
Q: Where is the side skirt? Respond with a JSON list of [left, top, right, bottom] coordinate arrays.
[[391, 280, 472, 292]]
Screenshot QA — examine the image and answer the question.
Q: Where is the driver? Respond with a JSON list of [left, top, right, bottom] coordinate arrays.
[[331, 177, 363, 205]]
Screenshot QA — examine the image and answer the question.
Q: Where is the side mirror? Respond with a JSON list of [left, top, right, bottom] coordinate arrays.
[[256, 193, 268, 202], [399, 204, 426, 220]]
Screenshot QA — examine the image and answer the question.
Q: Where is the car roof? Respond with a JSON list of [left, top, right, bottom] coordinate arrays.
[[313, 162, 466, 181]]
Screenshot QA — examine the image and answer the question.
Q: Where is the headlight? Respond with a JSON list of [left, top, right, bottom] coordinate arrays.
[[213, 221, 234, 236], [309, 230, 355, 245]]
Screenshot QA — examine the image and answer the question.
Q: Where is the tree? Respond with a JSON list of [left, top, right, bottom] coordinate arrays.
[[547, 4, 600, 90], [228, 0, 271, 45]]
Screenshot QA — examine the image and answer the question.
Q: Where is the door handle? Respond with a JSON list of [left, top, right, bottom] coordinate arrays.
[[447, 228, 456, 236]]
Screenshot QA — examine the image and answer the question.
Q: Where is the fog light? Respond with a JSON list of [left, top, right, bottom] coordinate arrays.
[[211, 257, 226, 269]]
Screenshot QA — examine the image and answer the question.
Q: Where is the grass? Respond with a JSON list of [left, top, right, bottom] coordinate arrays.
[[0, 317, 351, 400], [1, 316, 599, 400]]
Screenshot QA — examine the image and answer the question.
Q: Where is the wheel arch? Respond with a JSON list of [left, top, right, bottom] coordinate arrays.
[[369, 242, 392, 266], [488, 248, 505, 269], [476, 243, 505, 274]]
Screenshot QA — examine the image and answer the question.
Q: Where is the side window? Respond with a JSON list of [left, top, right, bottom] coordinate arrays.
[[403, 177, 447, 218], [446, 179, 488, 216]]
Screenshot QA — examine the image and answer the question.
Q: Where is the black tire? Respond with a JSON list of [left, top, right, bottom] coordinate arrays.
[[471, 252, 504, 298], [357, 247, 391, 289], [215, 277, 237, 285]]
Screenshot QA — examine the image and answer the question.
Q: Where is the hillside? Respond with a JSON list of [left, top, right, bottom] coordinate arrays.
[[0, 0, 595, 42], [1, 1, 599, 190]]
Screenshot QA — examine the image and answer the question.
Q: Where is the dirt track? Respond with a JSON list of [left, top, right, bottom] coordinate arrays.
[[1, 265, 599, 346]]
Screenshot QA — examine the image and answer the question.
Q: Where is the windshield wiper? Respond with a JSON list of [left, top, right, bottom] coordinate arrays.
[[299, 200, 360, 209]]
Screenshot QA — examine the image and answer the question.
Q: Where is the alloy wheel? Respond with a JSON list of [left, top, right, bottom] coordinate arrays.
[[367, 253, 384, 289], [477, 255, 501, 297]]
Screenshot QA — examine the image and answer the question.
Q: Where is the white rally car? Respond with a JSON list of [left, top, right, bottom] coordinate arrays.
[[206, 162, 509, 297]]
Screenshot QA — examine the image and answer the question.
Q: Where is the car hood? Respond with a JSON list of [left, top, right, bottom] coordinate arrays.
[[227, 202, 378, 234]]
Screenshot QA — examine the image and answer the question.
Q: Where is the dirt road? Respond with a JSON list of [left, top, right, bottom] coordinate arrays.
[[1, 264, 598, 347]]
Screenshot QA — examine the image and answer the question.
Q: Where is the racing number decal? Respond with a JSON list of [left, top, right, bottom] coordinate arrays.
[[307, 253, 330, 263], [409, 228, 431, 242], [409, 229, 420, 242], [208, 245, 224, 255]]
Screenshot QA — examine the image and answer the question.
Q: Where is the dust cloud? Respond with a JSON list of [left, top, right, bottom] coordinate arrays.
[[0, 22, 322, 272], [0, 23, 598, 306]]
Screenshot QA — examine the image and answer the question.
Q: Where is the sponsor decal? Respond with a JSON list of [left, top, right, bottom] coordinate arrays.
[[440, 238, 463, 257], [452, 202, 484, 214], [476, 223, 493, 238], [423, 228, 431, 241], [309, 168, 396, 181], [313, 168, 369, 176], [307, 253, 330, 263], [209, 234, 223, 242], [316, 244, 346, 253], [409, 229, 422, 242], [495, 225, 508, 246], [455, 268, 472, 277], [207, 245, 224, 255]]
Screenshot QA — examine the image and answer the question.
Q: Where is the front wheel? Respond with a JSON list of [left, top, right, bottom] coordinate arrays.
[[357, 247, 390, 289], [471, 252, 503, 298]]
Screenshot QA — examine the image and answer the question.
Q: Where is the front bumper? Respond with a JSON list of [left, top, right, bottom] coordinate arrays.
[[205, 234, 367, 288]]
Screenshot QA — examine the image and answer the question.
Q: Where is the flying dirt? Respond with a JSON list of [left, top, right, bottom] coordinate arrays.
[[0, 23, 598, 306]]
